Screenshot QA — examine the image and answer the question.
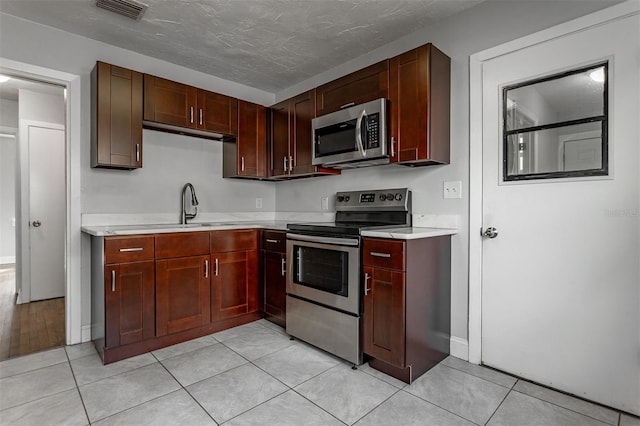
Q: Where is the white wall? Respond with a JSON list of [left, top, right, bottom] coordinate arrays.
[[273, 0, 622, 348], [0, 134, 16, 264], [0, 99, 18, 264], [0, 98, 18, 127]]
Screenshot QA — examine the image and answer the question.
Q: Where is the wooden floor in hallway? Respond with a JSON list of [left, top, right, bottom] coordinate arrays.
[[0, 264, 65, 361]]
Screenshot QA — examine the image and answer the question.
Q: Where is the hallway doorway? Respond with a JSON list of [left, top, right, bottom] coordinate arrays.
[[0, 73, 67, 360]]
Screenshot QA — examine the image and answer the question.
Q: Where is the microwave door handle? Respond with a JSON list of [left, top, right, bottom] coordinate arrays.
[[355, 109, 367, 157]]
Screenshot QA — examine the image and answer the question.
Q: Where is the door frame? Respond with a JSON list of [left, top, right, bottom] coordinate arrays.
[[18, 120, 65, 303], [468, 0, 639, 364], [0, 58, 83, 345]]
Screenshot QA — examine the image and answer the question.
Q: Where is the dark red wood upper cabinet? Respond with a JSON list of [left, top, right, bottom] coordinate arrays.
[[236, 100, 268, 178], [143, 74, 238, 138], [268, 89, 339, 179], [92, 61, 143, 169], [389, 44, 451, 166], [316, 60, 389, 116]]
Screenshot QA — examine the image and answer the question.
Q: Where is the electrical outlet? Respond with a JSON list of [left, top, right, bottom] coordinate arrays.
[[255, 198, 263, 209], [443, 181, 462, 199], [321, 196, 329, 210]]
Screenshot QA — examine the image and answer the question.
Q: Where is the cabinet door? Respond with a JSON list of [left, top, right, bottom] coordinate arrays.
[[156, 255, 210, 336], [212, 250, 259, 321], [290, 90, 316, 176], [363, 266, 406, 367], [316, 60, 389, 116], [269, 100, 290, 178], [263, 251, 286, 321], [389, 44, 450, 165], [143, 74, 197, 128], [104, 261, 155, 348], [93, 62, 143, 169], [197, 90, 238, 136], [237, 100, 267, 178]]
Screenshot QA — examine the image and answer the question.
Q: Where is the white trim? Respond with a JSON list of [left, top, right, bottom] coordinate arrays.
[[81, 325, 92, 343], [450, 336, 469, 361], [0, 58, 83, 345], [468, 0, 640, 366]]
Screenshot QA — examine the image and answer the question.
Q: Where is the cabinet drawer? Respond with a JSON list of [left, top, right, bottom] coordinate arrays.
[[262, 230, 286, 253], [363, 238, 405, 270], [155, 232, 210, 259], [211, 229, 258, 253], [105, 236, 154, 264]]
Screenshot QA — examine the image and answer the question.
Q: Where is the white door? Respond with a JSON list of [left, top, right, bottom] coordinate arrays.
[[26, 123, 65, 301], [481, 13, 639, 414]]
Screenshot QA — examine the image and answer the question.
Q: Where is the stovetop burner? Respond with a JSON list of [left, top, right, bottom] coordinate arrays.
[[287, 188, 412, 236]]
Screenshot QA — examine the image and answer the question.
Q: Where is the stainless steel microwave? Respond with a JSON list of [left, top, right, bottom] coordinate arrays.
[[311, 98, 389, 169]]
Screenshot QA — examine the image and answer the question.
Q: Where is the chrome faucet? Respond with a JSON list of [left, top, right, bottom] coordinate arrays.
[[181, 183, 199, 224]]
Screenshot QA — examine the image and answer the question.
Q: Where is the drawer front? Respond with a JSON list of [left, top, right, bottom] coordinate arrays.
[[105, 236, 155, 264], [211, 229, 258, 253], [261, 230, 286, 253], [362, 238, 405, 270], [155, 232, 210, 259]]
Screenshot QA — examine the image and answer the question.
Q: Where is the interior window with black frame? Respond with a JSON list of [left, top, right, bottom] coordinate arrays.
[[503, 62, 608, 181]]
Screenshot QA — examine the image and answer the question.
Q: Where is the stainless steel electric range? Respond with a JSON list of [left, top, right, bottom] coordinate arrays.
[[285, 188, 411, 365]]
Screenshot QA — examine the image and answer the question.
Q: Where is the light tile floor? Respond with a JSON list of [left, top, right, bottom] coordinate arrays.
[[0, 319, 638, 426]]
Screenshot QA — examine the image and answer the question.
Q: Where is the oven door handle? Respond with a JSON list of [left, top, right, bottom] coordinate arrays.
[[286, 233, 360, 247]]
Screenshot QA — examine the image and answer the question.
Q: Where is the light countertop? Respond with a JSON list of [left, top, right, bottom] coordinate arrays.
[[82, 221, 457, 240]]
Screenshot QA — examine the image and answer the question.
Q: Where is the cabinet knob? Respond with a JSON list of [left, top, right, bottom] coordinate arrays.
[[32, 220, 41, 227]]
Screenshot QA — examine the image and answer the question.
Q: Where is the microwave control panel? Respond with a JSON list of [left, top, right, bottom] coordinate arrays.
[[366, 113, 380, 149]]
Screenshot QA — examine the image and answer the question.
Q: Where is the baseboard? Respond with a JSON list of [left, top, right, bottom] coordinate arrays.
[[81, 325, 92, 343], [0, 256, 15, 265], [450, 336, 469, 361]]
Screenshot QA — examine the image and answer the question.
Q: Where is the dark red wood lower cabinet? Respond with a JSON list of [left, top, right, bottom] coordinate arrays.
[[211, 250, 259, 321], [155, 255, 211, 336], [104, 261, 155, 348]]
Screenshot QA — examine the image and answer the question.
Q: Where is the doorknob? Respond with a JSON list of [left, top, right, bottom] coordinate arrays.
[[482, 227, 498, 238], [32, 220, 41, 227]]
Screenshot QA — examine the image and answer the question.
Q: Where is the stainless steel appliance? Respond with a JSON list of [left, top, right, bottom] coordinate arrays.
[[311, 98, 389, 169], [286, 188, 411, 365]]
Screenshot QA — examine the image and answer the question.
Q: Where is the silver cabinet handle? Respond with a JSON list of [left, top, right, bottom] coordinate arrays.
[[111, 270, 116, 292], [390, 137, 396, 158], [283, 156, 288, 172], [340, 102, 355, 109], [281, 257, 286, 277], [119, 247, 143, 252], [136, 143, 140, 162], [289, 155, 294, 172], [370, 252, 391, 258], [241, 156, 245, 172], [32, 220, 41, 227], [214, 258, 219, 276], [364, 273, 371, 295], [190, 106, 194, 124], [266, 239, 279, 243], [199, 108, 203, 125], [204, 260, 209, 278]]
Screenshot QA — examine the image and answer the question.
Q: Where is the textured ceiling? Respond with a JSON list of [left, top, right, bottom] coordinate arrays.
[[0, 0, 485, 92]]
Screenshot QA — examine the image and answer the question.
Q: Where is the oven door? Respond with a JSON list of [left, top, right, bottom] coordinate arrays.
[[286, 233, 361, 315]]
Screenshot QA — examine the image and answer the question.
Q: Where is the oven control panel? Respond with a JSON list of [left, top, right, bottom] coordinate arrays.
[[335, 188, 410, 211]]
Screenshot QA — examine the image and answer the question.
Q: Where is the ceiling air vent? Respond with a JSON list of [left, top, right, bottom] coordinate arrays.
[[95, 0, 148, 21]]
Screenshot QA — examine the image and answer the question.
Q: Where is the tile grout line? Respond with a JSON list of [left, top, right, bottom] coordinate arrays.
[[481, 377, 519, 425], [151, 351, 221, 426], [349, 387, 403, 425], [64, 348, 92, 425]]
